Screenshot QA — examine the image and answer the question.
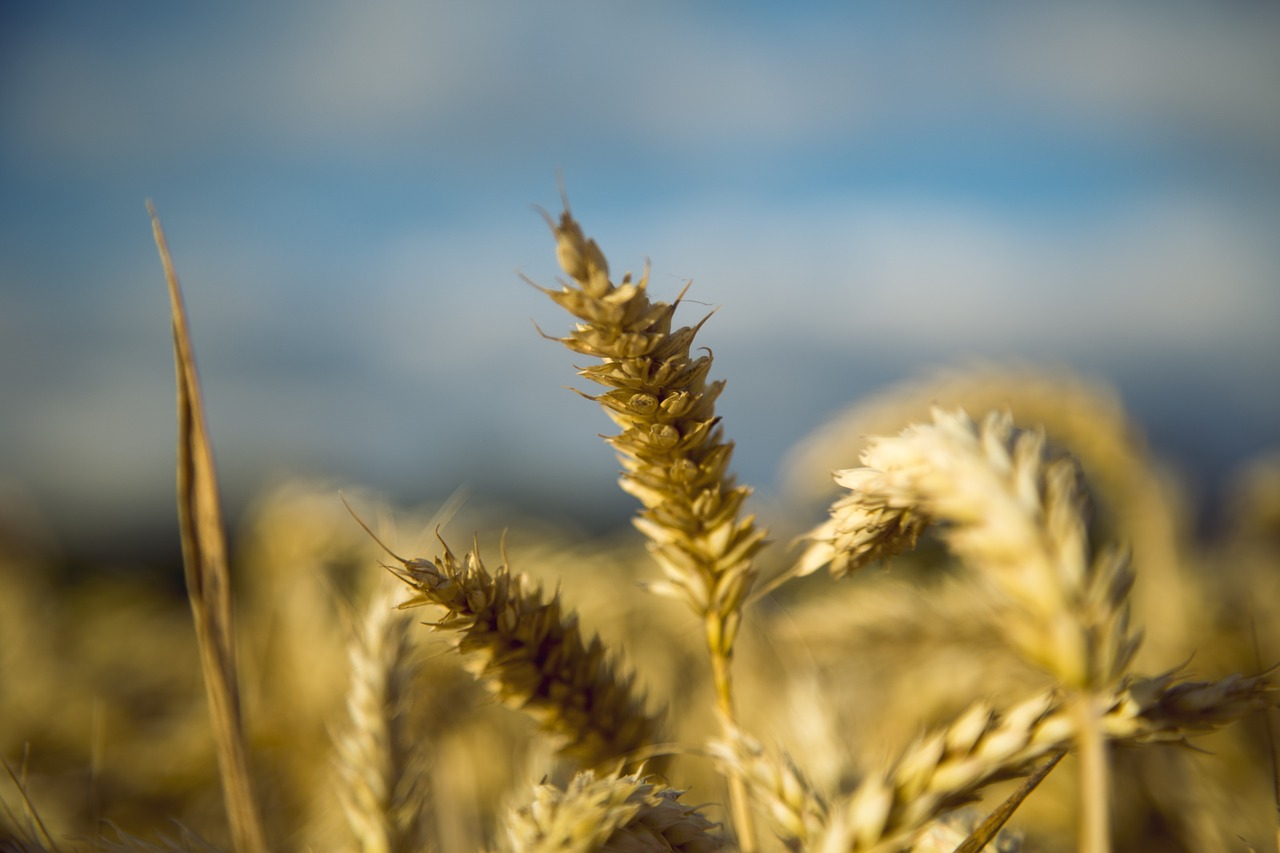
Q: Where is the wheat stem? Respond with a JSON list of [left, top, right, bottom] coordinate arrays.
[[709, 629, 758, 853], [1075, 692, 1110, 853], [535, 203, 765, 847]]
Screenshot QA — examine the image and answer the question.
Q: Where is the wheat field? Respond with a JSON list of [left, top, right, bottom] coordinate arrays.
[[1, 203, 1277, 853]]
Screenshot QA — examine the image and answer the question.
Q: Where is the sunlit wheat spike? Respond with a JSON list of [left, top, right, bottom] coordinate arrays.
[[805, 408, 1138, 691], [390, 536, 663, 771], [781, 361, 1194, 670], [534, 206, 766, 656]]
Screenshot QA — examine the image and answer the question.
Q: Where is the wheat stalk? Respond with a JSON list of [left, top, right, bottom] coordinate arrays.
[[532, 204, 766, 848]]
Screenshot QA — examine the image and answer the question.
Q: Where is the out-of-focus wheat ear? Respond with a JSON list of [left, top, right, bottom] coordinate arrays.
[[334, 585, 428, 853], [149, 202, 269, 853], [815, 694, 1068, 853], [781, 362, 1195, 673], [1116, 669, 1276, 739], [805, 408, 1138, 692], [709, 728, 828, 850], [502, 770, 727, 853], [811, 673, 1274, 853], [789, 469, 930, 586], [390, 536, 664, 772], [818, 408, 1139, 852]]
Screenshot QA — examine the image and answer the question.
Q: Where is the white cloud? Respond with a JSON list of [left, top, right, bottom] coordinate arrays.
[[9, 3, 1277, 171], [618, 192, 1280, 358], [993, 5, 1280, 145]]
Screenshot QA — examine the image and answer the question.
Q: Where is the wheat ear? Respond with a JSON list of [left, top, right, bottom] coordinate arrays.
[[780, 362, 1193, 670], [708, 728, 828, 851], [803, 409, 1138, 690], [502, 770, 727, 853], [333, 585, 428, 853], [802, 408, 1142, 850], [533, 205, 766, 847], [715, 672, 1271, 853], [388, 534, 662, 772]]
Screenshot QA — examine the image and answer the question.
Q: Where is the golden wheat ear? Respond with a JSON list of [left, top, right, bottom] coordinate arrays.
[[150, 202, 269, 853], [534, 203, 766, 849], [386, 535, 665, 773]]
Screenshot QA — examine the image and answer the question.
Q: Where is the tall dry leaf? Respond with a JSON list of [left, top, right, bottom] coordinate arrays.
[[149, 202, 268, 853]]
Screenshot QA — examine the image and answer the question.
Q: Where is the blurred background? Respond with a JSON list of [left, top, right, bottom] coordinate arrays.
[[1, 1, 1278, 565]]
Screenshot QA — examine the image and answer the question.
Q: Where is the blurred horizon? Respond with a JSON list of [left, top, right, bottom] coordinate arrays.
[[1, 2, 1278, 565]]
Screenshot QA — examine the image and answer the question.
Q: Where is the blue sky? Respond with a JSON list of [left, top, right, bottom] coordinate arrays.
[[1, 2, 1278, 556]]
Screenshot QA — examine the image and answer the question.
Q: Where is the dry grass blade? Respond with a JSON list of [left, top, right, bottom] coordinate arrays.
[[94, 824, 228, 852], [951, 750, 1063, 853], [2, 753, 60, 853], [1249, 618, 1280, 852], [149, 201, 268, 853]]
